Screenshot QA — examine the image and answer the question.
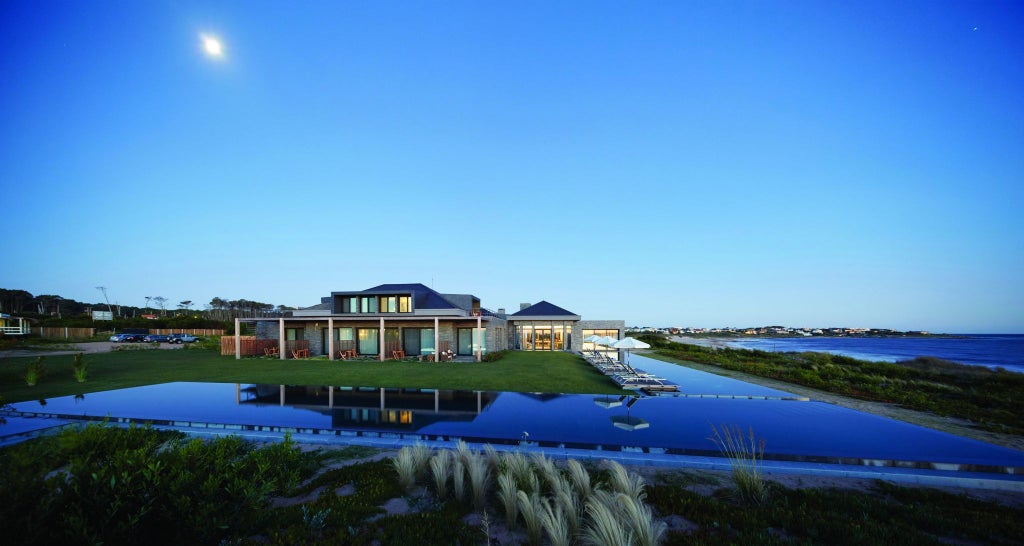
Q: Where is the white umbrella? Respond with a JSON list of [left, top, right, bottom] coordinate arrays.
[[583, 334, 603, 354], [611, 415, 650, 431], [611, 337, 651, 365]]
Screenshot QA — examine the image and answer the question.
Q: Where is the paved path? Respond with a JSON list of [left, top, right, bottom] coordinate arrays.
[[0, 341, 184, 359]]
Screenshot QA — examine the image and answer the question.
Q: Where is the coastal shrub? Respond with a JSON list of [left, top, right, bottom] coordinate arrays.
[[72, 352, 87, 382], [0, 424, 315, 545], [482, 349, 509, 362], [24, 356, 45, 386], [709, 424, 767, 506]]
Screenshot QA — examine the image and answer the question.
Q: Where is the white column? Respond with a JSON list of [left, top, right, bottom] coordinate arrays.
[[380, 388, 386, 410], [235, 383, 240, 404], [329, 386, 334, 408], [279, 318, 286, 360], [379, 317, 385, 361], [279, 385, 285, 406], [434, 317, 439, 360], [328, 317, 335, 360], [234, 318, 241, 360], [476, 315, 482, 362]]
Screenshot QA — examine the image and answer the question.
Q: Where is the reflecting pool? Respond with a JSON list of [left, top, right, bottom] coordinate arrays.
[[3, 355, 1023, 474]]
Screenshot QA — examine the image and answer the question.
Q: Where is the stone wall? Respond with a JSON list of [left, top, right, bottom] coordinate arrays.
[[574, 320, 627, 353]]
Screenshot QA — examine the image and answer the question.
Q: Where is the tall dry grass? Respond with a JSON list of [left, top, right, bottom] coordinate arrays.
[[709, 423, 768, 505], [583, 495, 632, 545], [466, 452, 492, 511], [539, 496, 571, 546], [604, 459, 646, 501], [497, 471, 519, 528], [517, 490, 544, 545], [429, 450, 450, 499], [392, 447, 418, 491], [452, 458, 467, 503]]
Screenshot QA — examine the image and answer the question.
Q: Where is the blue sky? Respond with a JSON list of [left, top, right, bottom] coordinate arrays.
[[2, 1, 1021, 333]]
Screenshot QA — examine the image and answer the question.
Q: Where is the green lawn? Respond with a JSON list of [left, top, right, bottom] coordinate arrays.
[[0, 349, 625, 403]]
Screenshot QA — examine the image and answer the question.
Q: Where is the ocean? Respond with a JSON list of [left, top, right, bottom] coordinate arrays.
[[691, 334, 1024, 373]]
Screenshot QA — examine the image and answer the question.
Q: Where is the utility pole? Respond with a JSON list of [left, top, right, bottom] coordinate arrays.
[[96, 286, 113, 314]]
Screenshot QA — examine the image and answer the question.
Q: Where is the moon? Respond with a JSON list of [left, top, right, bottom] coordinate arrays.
[[201, 34, 224, 58]]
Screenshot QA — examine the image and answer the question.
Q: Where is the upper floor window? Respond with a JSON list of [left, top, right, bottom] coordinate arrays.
[[360, 297, 378, 313], [398, 296, 412, 313], [379, 296, 396, 313]]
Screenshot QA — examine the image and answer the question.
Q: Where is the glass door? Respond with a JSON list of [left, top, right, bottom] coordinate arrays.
[[535, 327, 551, 350]]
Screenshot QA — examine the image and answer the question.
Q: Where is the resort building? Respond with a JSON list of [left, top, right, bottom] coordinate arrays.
[[0, 313, 30, 336], [233, 283, 624, 361]]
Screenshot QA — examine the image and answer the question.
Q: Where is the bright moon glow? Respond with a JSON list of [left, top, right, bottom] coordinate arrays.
[[201, 34, 224, 58]]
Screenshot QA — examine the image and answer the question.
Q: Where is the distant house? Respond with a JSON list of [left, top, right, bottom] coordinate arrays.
[[0, 313, 30, 336], [235, 283, 624, 361]]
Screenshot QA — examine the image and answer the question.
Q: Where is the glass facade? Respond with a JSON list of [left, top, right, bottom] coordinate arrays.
[[457, 327, 486, 355], [338, 294, 413, 314], [514, 322, 572, 351], [357, 328, 378, 355], [582, 329, 620, 357]]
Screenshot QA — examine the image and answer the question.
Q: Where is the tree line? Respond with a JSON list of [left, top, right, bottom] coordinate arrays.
[[0, 288, 296, 324]]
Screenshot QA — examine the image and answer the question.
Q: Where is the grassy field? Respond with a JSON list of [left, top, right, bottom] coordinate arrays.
[[636, 334, 1024, 436], [0, 349, 625, 403]]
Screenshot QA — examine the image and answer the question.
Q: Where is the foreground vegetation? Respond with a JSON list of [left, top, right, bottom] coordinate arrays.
[[638, 335, 1024, 436], [2, 425, 1020, 545], [0, 349, 624, 403]]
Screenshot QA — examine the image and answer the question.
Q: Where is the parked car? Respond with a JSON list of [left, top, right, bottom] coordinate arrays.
[[125, 334, 148, 342], [143, 334, 170, 343], [168, 334, 201, 344], [109, 333, 133, 342]]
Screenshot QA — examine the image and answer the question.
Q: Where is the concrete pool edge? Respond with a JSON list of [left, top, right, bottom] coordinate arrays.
[[4, 412, 1020, 492]]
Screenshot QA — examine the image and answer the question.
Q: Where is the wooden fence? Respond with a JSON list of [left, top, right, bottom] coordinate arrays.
[[148, 328, 225, 336], [36, 327, 96, 339], [221, 336, 297, 357]]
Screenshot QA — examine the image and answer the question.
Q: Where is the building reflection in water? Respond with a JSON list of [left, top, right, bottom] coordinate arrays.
[[235, 385, 499, 432]]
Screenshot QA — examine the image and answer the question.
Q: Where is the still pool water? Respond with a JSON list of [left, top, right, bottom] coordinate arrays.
[[4, 355, 1023, 472]]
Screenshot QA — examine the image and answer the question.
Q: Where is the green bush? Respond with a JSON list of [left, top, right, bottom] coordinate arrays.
[[72, 352, 88, 383], [24, 356, 45, 386], [0, 425, 317, 545], [482, 350, 509, 362]]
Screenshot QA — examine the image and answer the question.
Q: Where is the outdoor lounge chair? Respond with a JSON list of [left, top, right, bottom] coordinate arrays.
[[392, 350, 406, 360], [264, 346, 279, 357], [291, 348, 309, 359]]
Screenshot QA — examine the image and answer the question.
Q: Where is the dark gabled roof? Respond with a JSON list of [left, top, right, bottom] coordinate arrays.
[[362, 283, 458, 310], [510, 300, 578, 317]]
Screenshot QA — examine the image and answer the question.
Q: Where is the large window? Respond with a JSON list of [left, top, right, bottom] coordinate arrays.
[[357, 328, 378, 355], [286, 328, 304, 341], [515, 322, 572, 351], [398, 296, 412, 313], [379, 296, 396, 313], [582, 329, 619, 356], [458, 327, 486, 356], [403, 328, 435, 355], [338, 297, 358, 313]]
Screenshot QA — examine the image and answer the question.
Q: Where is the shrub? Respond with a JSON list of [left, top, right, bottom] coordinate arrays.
[[24, 356, 45, 386], [72, 352, 88, 383], [482, 350, 509, 362]]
